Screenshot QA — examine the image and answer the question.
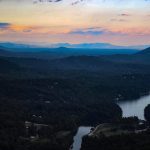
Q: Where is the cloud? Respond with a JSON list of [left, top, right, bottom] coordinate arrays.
[[120, 13, 131, 17], [68, 26, 150, 37], [71, 0, 85, 5], [110, 18, 128, 22], [32, 0, 86, 5], [23, 29, 32, 32], [69, 27, 108, 35], [33, 0, 63, 4], [0, 23, 11, 29], [0, 0, 149, 6], [0, 23, 34, 33]]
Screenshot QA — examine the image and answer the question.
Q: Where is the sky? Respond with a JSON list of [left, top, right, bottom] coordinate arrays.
[[0, 0, 150, 46]]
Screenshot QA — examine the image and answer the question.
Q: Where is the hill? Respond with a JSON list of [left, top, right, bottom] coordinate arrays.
[[1, 42, 149, 50], [137, 47, 150, 55], [0, 46, 150, 150], [0, 57, 20, 73], [0, 46, 138, 60]]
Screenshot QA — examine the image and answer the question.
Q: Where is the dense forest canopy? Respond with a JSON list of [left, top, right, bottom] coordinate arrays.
[[0, 47, 150, 150], [144, 104, 150, 123]]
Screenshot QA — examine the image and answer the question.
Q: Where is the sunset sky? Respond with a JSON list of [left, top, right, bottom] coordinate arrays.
[[0, 0, 150, 46]]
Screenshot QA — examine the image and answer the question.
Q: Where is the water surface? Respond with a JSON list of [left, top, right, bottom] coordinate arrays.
[[118, 94, 150, 120], [71, 126, 91, 150], [71, 95, 150, 150]]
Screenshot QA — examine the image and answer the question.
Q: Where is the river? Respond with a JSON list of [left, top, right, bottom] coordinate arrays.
[[71, 94, 150, 150], [118, 94, 150, 120], [71, 126, 92, 150]]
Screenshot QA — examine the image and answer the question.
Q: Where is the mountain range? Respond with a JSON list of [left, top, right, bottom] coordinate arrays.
[[0, 42, 149, 50], [0, 42, 142, 60], [0, 46, 150, 78], [0, 43, 150, 150]]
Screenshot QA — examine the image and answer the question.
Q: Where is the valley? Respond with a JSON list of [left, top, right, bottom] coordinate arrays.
[[1, 0, 150, 149], [0, 46, 150, 150]]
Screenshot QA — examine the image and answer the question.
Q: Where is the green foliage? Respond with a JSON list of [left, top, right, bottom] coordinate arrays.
[[82, 131, 150, 150], [0, 48, 150, 150]]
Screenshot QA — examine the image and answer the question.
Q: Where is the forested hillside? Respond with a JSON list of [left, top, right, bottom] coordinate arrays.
[[0, 47, 150, 150]]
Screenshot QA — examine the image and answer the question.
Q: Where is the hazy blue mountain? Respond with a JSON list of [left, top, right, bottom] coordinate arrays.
[[0, 45, 138, 59], [0, 42, 37, 49], [136, 47, 150, 55], [1, 46, 148, 77], [51, 43, 122, 49], [49, 43, 150, 50], [0, 42, 149, 50]]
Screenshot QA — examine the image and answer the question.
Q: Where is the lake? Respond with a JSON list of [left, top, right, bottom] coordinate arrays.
[[71, 126, 92, 150], [118, 94, 150, 120], [71, 94, 150, 150]]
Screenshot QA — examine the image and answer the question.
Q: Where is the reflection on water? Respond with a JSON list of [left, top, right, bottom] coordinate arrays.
[[71, 126, 91, 150], [118, 95, 150, 120]]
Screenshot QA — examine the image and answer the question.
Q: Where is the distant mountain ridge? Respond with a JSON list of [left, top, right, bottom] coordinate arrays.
[[0, 42, 150, 62], [0, 42, 149, 50], [0, 42, 38, 49], [0, 45, 138, 59], [137, 47, 150, 54], [0, 46, 150, 78]]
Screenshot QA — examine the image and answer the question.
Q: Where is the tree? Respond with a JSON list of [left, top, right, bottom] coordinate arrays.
[[144, 104, 150, 123]]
